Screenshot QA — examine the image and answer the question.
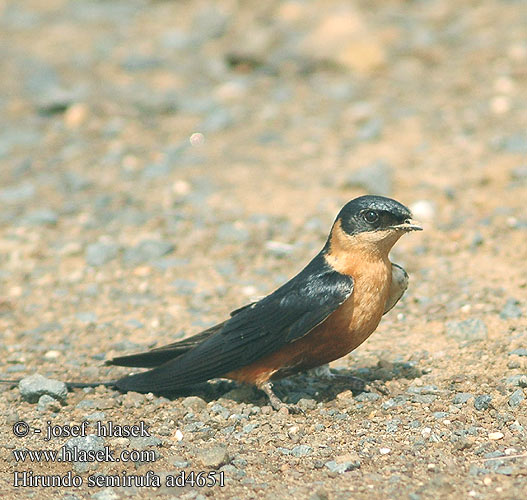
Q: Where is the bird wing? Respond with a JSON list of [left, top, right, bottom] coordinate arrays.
[[383, 263, 408, 315], [108, 324, 225, 368], [115, 252, 354, 393], [108, 301, 259, 368]]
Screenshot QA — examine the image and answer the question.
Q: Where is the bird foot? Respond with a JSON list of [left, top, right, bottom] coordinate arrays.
[[261, 382, 305, 415], [367, 380, 389, 395]]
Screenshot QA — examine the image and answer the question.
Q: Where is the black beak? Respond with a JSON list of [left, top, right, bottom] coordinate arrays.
[[390, 219, 423, 231]]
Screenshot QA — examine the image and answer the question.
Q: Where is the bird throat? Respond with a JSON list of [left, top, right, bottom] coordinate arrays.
[[324, 219, 402, 276]]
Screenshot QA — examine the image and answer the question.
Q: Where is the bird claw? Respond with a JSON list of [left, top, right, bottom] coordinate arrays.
[[366, 380, 389, 395], [275, 402, 306, 415], [261, 382, 306, 415]]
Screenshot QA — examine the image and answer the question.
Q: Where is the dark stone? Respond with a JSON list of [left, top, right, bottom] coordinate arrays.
[[509, 389, 524, 408], [452, 393, 473, 404], [474, 395, 492, 411]]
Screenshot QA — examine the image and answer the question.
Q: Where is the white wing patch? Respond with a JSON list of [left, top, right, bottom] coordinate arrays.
[[384, 263, 409, 314]]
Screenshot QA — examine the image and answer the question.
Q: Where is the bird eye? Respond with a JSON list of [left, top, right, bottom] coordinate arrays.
[[363, 210, 379, 223]]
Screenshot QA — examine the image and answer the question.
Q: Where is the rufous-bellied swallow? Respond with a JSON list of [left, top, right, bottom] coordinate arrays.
[[105, 195, 422, 410]]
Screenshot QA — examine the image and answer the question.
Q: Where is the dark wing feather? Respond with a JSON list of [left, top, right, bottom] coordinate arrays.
[[116, 252, 354, 393], [108, 302, 258, 368], [107, 324, 225, 368]]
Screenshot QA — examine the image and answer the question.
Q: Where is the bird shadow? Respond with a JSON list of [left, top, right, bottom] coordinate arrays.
[[154, 360, 423, 406]]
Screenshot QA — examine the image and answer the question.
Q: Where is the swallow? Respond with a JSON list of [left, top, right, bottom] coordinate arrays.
[[105, 195, 422, 409]]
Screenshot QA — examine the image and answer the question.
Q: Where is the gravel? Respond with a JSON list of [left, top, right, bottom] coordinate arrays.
[[1, 2, 526, 500]]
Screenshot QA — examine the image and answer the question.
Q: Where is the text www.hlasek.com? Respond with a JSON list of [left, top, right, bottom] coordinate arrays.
[[13, 445, 156, 463]]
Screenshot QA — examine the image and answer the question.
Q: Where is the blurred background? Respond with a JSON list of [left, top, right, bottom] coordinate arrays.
[[1, 1, 527, 497], [1, 0, 526, 371]]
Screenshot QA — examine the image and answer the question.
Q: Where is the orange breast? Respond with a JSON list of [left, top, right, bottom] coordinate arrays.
[[225, 260, 392, 387]]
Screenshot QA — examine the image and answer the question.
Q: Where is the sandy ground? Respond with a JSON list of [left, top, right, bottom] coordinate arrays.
[[1, 0, 526, 499]]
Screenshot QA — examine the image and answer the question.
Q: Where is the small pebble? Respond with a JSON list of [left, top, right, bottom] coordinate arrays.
[[354, 392, 380, 402], [196, 445, 230, 468], [297, 398, 317, 410], [85, 242, 119, 267], [291, 445, 313, 457], [91, 489, 118, 500], [324, 460, 360, 474], [500, 298, 522, 319], [474, 395, 492, 411], [488, 432, 504, 440], [23, 208, 58, 226], [37, 394, 61, 412], [123, 240, 175, 265], [182, 396, 208, 411], [452, 393, 474, 404], [410, 200, 436, 221], [508, 389, 525, 408], [506, 375, 527, 387]]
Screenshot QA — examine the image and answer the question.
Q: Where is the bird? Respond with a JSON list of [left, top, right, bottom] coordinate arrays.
[[0, 195, 421, 410], [105, 195, 422, 410]]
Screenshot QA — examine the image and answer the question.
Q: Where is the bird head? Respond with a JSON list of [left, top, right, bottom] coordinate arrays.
[[327, 195, 422, 262]]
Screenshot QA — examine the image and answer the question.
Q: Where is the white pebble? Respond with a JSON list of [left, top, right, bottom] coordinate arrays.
[[172, 180, 191, 196], [490, 96, 510, 114], [410, 200, 435, 222], [488, 431, 504, 440], [379, 447, 391, 455], [242, 286, 259, 298], [189, 132, 205, 146]]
